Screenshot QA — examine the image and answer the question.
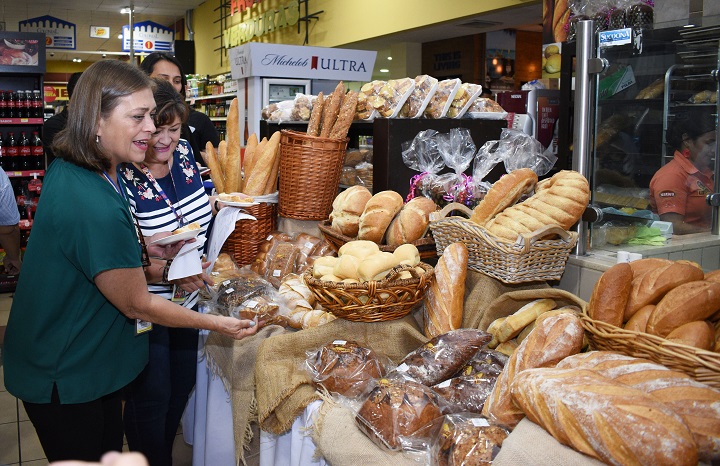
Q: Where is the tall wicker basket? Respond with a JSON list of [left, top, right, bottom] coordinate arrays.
[[278, 130, 348, 220], [220, 202, 277, 267]]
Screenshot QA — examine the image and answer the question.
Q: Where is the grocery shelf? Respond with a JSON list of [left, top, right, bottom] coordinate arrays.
[[6, 170, 44, 178], [209, 117, 227, 122], [186, 92, 236, 103], [0, 118, 43, 125]]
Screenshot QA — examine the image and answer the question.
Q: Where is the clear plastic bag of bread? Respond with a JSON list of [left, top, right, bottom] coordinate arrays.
[[276, 273, 337, 330], [207, 253, 243, 291], [305, 339, 393, 398], [391, 329, 492, 387], [500, 129, 557, 175], [210, 268, 285, 328], [431, 413, 509, 466], [355, 372, 449, 452], [262, 99, 294, 122], [289, 93, 313, 121], [401, 129, 445, 201], [294, 233, 334, 274], [432, 128, 477, 207]]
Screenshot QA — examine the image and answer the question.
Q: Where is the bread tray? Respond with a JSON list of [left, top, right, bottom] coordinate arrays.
[[581, 313, 720, 389], [303, 263, 434, 323], [429, 203, 578, 284], [317, 220, 437, 260]]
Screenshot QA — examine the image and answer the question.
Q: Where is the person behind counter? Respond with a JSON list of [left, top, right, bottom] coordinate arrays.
[[139, 52, 220, 166], [2, 60, 258, 463], [649, 108, 716, 235], [121, 78, 223, 466]]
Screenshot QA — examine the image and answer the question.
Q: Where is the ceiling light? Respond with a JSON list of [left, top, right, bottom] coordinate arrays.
[[118, 33, 123, 39], [120, 7, 133, 14], [72, 58, 82, 63], [387, 56, 392, 61], [379, 68, 389, 73], [683, 23, 695, 28]]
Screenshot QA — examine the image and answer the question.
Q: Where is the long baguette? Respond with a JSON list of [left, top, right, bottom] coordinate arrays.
[[319, 81, 345, 138], [244, 131, 281, 196], [328, 90, 358, 140], [493, 298, 557, 344], [263, 134, 282, 195], [245, 136, 266, 185], [307, 92, 324, 137], [241, 133, 258, 192], [204, 141, 225, 193]]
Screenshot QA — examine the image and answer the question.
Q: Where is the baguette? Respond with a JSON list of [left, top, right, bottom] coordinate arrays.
[[486, 317, 505, 349], [510, 367, 698, 466], [320, 81, 345, 138], [217, 139, 229, 183], [646, 280, 720, 337], [469, 168, 538, 225], [493, 298, 557, 344], [263, 134, 282, 195], [225, 98, 241, 192], [241, 133, 258, 192], [244, 132, 281, 196], [624, 262, 705, 320], [587, 263, 632, 327], [552, 0, 570, 43], [204, 141, 225, 193], [423, 242, 467, 338], [495, 339, 519, 357], [306, 92, 324, 137], [329, 90, 358, 140], [482, 313, 584, 428], [244, 136, 265, 184]]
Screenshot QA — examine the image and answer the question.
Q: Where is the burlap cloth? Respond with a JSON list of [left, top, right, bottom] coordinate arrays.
[[203, 324, 287, 466]]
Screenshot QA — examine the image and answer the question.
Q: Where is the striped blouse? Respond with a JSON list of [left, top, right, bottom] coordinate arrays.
[[121, 139, 212, 308]]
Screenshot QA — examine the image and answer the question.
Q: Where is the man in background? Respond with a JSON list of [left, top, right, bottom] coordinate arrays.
[[43, 72, 83, 165], [0, 167, 21, 275]]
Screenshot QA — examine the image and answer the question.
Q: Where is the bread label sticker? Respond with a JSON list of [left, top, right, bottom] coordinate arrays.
[[211, 271, 219, 276], [437, 380, 451, 388], [470, 418, 490, 427], [222, 280, 232, 286], [267, 235, 274, 240], [273, 269, 281, 277], [397, 363, 409, 372], [243, 300, 258, 309], [225, 288, 235, 294], [332, 340, 347, 345]]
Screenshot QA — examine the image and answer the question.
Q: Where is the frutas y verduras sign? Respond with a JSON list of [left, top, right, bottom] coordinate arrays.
[[229, 42, 376, 81], [224, 0, 299, 48]]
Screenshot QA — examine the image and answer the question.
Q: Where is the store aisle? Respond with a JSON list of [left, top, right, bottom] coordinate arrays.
[[0, 293, 193, 466]]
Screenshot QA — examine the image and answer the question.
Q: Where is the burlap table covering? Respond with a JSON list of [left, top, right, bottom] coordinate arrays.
[[203, 324, 287, 466]]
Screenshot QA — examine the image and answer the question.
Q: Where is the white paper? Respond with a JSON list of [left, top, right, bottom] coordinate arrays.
[[168, 237, 207, 280], [205, 206, 257, 266]]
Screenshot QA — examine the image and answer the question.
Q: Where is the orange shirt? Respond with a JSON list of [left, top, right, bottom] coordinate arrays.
[[649, 151, 713, 228]]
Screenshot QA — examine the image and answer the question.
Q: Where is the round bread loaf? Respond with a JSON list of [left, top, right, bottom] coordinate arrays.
[[329, 185, 372, 237], [358, 190, 404, 243], [384, 196, 437, 246], [307, 340, 384, 397], [470, 168, 538, 226]]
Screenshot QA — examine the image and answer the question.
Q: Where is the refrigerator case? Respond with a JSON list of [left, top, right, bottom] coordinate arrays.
[[262, 78, 311, 107]]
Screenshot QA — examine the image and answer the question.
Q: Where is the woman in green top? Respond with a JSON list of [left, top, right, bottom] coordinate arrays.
[[2, 60, 258, 463]]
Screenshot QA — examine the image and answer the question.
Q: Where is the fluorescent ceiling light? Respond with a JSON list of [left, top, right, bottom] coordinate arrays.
[[379, 68, 389, 73], [120, 7, 133, 14], [387, 56, 392, 60]]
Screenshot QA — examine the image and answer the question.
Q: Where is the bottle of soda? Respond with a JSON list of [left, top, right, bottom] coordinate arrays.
[[19, 131, 31, 170], [0, 91, 6, 119], [7, 91, 16, 119], [24, 90, 32, 118], [32, 90, 43, 118], [0, 132, 4, 169], [16, 91, 26, 119], [5, 132, 18, 170], [31, 131, 43, 169]]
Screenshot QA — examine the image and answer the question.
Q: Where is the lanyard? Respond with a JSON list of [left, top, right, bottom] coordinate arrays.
[[102, 171, 127, 201], [102, 170, 150, 267], [137, 163, 186, 228]]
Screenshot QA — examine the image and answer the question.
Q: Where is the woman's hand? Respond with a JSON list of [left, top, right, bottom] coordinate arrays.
[[171, 261, 213, 293], [215, 315, 260, 340], [146, 232, 193, 259], [50, 451, 148, 466]]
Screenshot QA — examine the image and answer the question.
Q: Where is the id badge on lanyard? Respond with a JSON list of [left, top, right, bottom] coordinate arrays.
[[172, 285, 190, 303], [136, 319, 152, 334]]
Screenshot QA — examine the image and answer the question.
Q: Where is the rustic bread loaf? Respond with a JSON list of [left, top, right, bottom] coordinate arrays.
[[624, 262, 705, 320], [646, 280, 720, 337], [482, 313, 584, 428], [329, 185, 373, 237], [628, 258, 673, 278], [358, 190, 404, 243], [587, 263, 632, 327], [469, 168, 538, 225], [510, 367, 698, 466], [423, 242, 468, 338], [385, 196, 437, 246]]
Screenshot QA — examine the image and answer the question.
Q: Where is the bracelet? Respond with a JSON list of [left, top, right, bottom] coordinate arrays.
[[162, 259, 173, 284]]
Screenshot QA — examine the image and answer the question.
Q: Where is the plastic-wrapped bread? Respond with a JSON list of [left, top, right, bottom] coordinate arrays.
[[306, 92, 324, 137], [399, 75, 438, 118], [424, 79, 461, 119], [320, 81, 345, 138], [423, 242, 467, 338], [356, 80, 385, 120], [367, 78, 414, 118], [329, 90, 359, 140], [510, 367, 698, 466], [482, 313, 584, 428]]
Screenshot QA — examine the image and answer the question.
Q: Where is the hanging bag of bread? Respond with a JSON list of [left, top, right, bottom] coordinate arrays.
[[432, 128, 477, 208], [402, 129, 446, 202]]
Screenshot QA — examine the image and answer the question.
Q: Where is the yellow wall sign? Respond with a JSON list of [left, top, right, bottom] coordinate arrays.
[[223, 0, 299, 48]]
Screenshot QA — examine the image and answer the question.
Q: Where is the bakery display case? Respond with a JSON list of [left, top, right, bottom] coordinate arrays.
[[562, 21, 720, 255]]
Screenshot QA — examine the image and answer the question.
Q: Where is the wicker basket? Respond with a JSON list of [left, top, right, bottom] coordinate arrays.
[[581, 314, 720, 389], [278, 130, 348, 220], [429, 203, 578, 283], [220, 202, 277, 267], [304, 263, 435, 322], [317, 220, 437, 260]]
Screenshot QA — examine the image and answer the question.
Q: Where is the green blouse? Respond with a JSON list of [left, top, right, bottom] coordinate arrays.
[[4, 159, 147, 404]]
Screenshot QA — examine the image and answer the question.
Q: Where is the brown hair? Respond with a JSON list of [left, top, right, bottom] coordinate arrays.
[[151, 77, 189, 127], [52, 60, 154, 172]]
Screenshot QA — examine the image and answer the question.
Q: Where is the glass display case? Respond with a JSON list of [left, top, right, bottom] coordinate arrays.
[[564, 21, 720, 255]]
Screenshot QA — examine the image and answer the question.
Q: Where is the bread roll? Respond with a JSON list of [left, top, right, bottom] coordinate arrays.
[[623, 304, 655, 332], [482, 313, 584, 428], [624, 262, 705, 320], [423, 242, 467, 338], [384, 196, 437, 246], [358, 190, 404, 243], [357, 251, 400, 282], [338, 240, 380, 259], [301, 309, 336, 329], [469, 168, 538, 226], [587, 263, 632, 327], [666, 320, 715, 350], [333, 254, 360, 280], [329, 185, 373, 237], [312, 256, 339, 278], [493, 298, 557, 344], [510, 367, 698, 466], [392, 244, 420, 267], [646, 280, 720, 337]]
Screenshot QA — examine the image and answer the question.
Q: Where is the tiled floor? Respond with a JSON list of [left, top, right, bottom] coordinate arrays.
[[0, 293, 193, 466]]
